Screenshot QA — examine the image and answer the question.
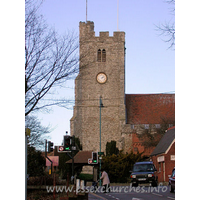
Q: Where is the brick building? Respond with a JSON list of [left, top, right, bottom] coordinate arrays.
[[125, 94, 175, 155], [70, 21, 175, 155], [150, 127, 175, 184]]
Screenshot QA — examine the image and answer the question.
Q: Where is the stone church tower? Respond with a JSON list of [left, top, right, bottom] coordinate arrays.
[[70, 21, 127, 153]]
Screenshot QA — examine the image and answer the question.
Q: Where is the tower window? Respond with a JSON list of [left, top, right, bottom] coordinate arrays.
[[97, 49, 106, 62], [102, 49, 106, 62], [97, 49, 101, 62]]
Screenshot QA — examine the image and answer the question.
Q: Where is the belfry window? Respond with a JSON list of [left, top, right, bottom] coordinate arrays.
[[102, 49, 106, 62], [97, 49, 106, 62], [97, 49, 101, 62]]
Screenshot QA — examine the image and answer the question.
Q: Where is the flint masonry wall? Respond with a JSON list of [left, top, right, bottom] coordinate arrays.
[[70, 21, 127, 153]]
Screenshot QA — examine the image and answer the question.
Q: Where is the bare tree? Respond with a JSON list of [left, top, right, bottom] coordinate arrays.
[[25, 0, 79, 116], [25, 115, 51, 150], [156, 0, 175, 49], [137, 117, 175, 148]]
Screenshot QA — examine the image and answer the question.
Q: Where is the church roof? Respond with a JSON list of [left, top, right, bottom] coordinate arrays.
[[125, 93, 175, 124], [150, 127, 175, 156]]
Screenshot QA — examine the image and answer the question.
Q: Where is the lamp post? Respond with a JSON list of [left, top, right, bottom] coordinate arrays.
[[99, 96, 104, 186]]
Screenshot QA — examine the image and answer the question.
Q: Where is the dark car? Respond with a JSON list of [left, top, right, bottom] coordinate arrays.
[[130, 161, 158, 187], [169, 167, 175, 192]]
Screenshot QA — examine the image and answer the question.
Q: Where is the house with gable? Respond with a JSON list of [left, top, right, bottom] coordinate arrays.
[[150, 127, 175, 184]]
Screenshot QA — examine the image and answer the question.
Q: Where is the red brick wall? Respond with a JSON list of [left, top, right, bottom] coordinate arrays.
[[151, 142, 175, 183], [132, 133, 156, 156], [126, 94, 175, 124], [165, 142, 175, 181]]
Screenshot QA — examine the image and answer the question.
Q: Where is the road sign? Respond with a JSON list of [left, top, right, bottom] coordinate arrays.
[[88, 159, 93, 164], [58, 146, 64, 151], [57, 146, 71, 153], [98, 152, 104, 156]]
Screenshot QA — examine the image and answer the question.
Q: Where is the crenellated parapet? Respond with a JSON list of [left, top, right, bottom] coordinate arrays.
[[79, 21, 125, 42]]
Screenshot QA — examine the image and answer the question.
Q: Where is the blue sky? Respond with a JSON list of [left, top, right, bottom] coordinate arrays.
[[38, 0, 175, 145]]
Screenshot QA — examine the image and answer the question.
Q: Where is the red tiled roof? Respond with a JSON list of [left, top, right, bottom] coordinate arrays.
[[125, 94, 175, 124]]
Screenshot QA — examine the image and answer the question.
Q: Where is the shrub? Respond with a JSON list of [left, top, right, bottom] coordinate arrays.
[[102, 151, 145, 183]]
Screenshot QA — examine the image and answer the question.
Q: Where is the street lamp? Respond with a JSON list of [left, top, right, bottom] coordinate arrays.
[[99, 96, 104, 186]]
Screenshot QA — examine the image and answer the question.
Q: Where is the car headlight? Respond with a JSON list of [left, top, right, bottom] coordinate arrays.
[[131, 174, 136, 178], [148, 174, 152, 177]]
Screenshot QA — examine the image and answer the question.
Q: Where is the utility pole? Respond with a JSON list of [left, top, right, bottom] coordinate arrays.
[[71, 136, 75, 184], [99, 96, 104, 186]]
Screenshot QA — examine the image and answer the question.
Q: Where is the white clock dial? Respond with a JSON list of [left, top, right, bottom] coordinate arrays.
[[97, 72, 107, 84]]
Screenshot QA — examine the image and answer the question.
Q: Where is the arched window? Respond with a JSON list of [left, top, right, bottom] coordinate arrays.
[[102, 49, 106, 62], [97, 49, 106, 62], [97, 49, 101, 62]]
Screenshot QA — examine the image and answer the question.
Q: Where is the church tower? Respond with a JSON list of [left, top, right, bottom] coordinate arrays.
[[70, 21, 126, 153]]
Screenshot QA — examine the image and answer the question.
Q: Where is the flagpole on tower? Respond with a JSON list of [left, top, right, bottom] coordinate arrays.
[[86, 0, 88, 22], [117, 0, 119, 31]]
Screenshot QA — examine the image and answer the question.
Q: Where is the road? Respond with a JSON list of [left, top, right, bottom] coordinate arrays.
[[88, 185, 175, 200]]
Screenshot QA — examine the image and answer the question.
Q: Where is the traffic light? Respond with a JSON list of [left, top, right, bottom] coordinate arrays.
[[48, 141, 54, 153], [92, 152, 98, 164], [64, 135, 71, 151]]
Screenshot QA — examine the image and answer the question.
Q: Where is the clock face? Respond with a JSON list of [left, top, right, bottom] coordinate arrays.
[[97, 72, 107, 84]]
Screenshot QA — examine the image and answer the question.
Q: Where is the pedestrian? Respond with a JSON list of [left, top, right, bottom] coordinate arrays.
[[100, 170, 110, 193]]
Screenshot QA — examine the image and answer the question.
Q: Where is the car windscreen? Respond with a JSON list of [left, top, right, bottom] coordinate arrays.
[[133, 164, 154, 172]]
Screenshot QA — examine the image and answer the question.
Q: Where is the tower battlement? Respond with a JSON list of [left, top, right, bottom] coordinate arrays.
[[79, 21, 125, 41], [79, 21, 95, 33], [79, 21, 95, 39]]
